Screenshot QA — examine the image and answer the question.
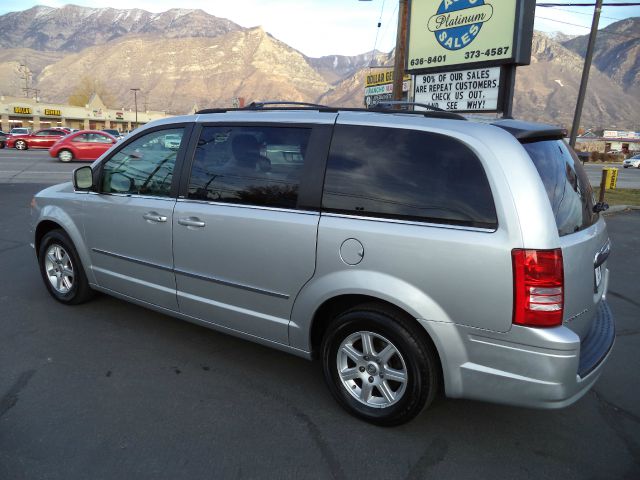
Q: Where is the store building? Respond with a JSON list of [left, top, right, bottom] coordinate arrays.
[[576, 130, 640, 154], [1, 94, 169, 133]]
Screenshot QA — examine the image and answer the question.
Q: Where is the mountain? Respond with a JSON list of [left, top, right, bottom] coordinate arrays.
[[562, 17, 640, 94], [316, 31, 640, 128], [512, 32, 639, 129], [0, 4, 241, 52], [0, 5, 637, 129], [36, 28, 331, 112], [308, 50, 393, 84], [0, 48, 64, 97]]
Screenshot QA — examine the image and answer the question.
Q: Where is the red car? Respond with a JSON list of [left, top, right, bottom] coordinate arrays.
[[49, 130, 117, 162], [6, 128, 68, 150]]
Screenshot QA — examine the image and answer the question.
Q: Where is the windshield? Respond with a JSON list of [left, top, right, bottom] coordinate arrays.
[[524, 140, 597, 237]]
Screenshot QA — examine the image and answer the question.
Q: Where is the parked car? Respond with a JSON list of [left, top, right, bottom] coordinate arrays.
[[31, 104, 614, 425], [49, 130, 117, 162], [7, 128, 68, 150], [10, 127, 31, 136], [101, 129, 124, 140], [0, 130, 6, 149], [622, 154, 640, 168]]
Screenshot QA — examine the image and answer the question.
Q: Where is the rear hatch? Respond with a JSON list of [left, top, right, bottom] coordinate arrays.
[[522, 138, 609, 340]]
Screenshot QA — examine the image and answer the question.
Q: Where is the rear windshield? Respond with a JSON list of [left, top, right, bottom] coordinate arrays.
[[524, 140, 597, 236]]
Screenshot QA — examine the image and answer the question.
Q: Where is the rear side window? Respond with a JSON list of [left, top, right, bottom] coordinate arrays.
[[523, 140, 597, 236], [322, 125, 497, 229], [187, 126, 311, 209]]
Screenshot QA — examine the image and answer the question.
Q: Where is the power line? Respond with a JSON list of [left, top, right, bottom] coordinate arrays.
[[370, 0, 387, 57], [535, 14, 640, 40], [538, 2, 640, 6], [543, 6, 626, 20]]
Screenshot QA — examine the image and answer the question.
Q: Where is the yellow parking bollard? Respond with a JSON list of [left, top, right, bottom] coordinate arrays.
[[603, 167, 618, 190]]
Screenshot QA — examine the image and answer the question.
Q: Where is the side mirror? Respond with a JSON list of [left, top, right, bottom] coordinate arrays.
[[73, 166, 94, 191]]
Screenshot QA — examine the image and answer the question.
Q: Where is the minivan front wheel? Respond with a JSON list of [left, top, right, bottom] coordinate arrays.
[[38, 230, 93, 304], [321, 304, 439, 426]]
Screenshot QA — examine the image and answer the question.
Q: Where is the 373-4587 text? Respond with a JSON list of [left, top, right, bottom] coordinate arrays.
[[464, 47, 509, 59]]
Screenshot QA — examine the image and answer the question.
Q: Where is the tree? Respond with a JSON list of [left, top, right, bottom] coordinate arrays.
[[68, 77, 116, 107]]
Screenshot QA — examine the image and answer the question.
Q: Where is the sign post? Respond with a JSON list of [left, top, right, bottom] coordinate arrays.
[[405, 0, 535, 115]]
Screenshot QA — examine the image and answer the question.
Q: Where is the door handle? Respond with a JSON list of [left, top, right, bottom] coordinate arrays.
[[178, 217, 206, 228], [143, 212, 167, 223]]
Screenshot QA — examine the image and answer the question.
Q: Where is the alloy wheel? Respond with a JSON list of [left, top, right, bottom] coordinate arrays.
[[336, 331, 408, 408], [44, 244, 75, 294]]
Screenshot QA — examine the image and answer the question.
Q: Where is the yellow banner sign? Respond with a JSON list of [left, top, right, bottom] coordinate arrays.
[[365, 69, 411, 87], [44, 109, 62, 116], [407, 0, 518, 72], [13, 106, 32, 115]]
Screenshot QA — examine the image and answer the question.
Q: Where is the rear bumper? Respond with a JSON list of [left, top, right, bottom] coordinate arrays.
[[423, 300, 615, 409]]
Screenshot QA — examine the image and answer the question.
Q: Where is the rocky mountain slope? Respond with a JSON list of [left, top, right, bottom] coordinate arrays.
[[562, 17, 640, 94], [308, 50, 394, 85], [36, 28, 330, 112], [315, 31, 640, 127], [513, 32, 638, 128], [0, 48, 65, 98], [0, 5, 637, 129], [0, 4, 241, 51]]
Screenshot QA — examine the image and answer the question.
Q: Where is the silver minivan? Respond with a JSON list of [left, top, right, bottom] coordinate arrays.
[[31, 105, 614, 425]]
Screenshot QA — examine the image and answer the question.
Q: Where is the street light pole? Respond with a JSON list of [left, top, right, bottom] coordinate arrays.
[[569, 0, 602, 148], [130, 88, 140, 128]]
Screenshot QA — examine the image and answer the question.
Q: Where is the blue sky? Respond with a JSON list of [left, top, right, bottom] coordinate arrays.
[[1, 1, 638, 57]]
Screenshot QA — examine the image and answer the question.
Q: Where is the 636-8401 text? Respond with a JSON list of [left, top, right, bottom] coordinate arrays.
[[464, 46, 510, 59], [409, 55, 447, 67]]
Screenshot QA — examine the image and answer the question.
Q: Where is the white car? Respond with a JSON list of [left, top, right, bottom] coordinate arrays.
[[622, 154, 640, 168]]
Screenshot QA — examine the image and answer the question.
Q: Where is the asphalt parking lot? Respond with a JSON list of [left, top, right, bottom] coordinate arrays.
[[1, 152, 639, 479]]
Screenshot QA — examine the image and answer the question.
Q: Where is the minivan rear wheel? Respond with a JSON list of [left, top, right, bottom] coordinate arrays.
[[321, 304, 439, 426]]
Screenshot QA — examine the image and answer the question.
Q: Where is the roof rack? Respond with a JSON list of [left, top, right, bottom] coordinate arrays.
[[371, 101, 466, 120], [246, 101, 329, 109], [195, 100, 466, 121]]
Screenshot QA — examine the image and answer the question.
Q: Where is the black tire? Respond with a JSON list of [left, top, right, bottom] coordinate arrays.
[[38, 229, 94, 305], [15, 140, 27, 150], [321, 303, 440, 426]]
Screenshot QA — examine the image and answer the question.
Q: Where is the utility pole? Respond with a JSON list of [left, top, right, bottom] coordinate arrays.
[[19, 60, 32, 98], [391, 0, 408, 105], [130, 88, 140, 127], [569, 0, 602, 148]]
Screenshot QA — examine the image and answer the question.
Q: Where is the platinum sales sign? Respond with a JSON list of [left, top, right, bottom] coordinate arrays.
[[413, 66, 500, 112], [407, 0, 534, 73]]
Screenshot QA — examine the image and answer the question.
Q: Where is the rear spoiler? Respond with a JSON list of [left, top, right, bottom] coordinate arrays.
[[491, 119, 567, 144]]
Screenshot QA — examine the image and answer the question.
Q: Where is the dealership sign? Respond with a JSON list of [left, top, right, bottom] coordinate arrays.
[[414, 67, 500, 112], [406, 0, 534, 73]]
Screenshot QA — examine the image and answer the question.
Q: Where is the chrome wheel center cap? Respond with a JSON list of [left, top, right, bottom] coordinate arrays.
[[366, 364, 378, 375]]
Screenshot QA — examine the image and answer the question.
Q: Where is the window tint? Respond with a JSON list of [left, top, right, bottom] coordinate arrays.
[[322, 125, 497, 228], [524, 140, 597, 236], [187, 126, 311, 209], [101, 128, 184, 197], [36, 130, 53, 136]]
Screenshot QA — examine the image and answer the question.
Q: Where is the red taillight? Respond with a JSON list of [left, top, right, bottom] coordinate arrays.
[[512, 249, 564, 328]]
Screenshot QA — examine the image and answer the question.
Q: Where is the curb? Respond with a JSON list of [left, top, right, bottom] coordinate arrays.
[[603, 205, 640, 216]]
